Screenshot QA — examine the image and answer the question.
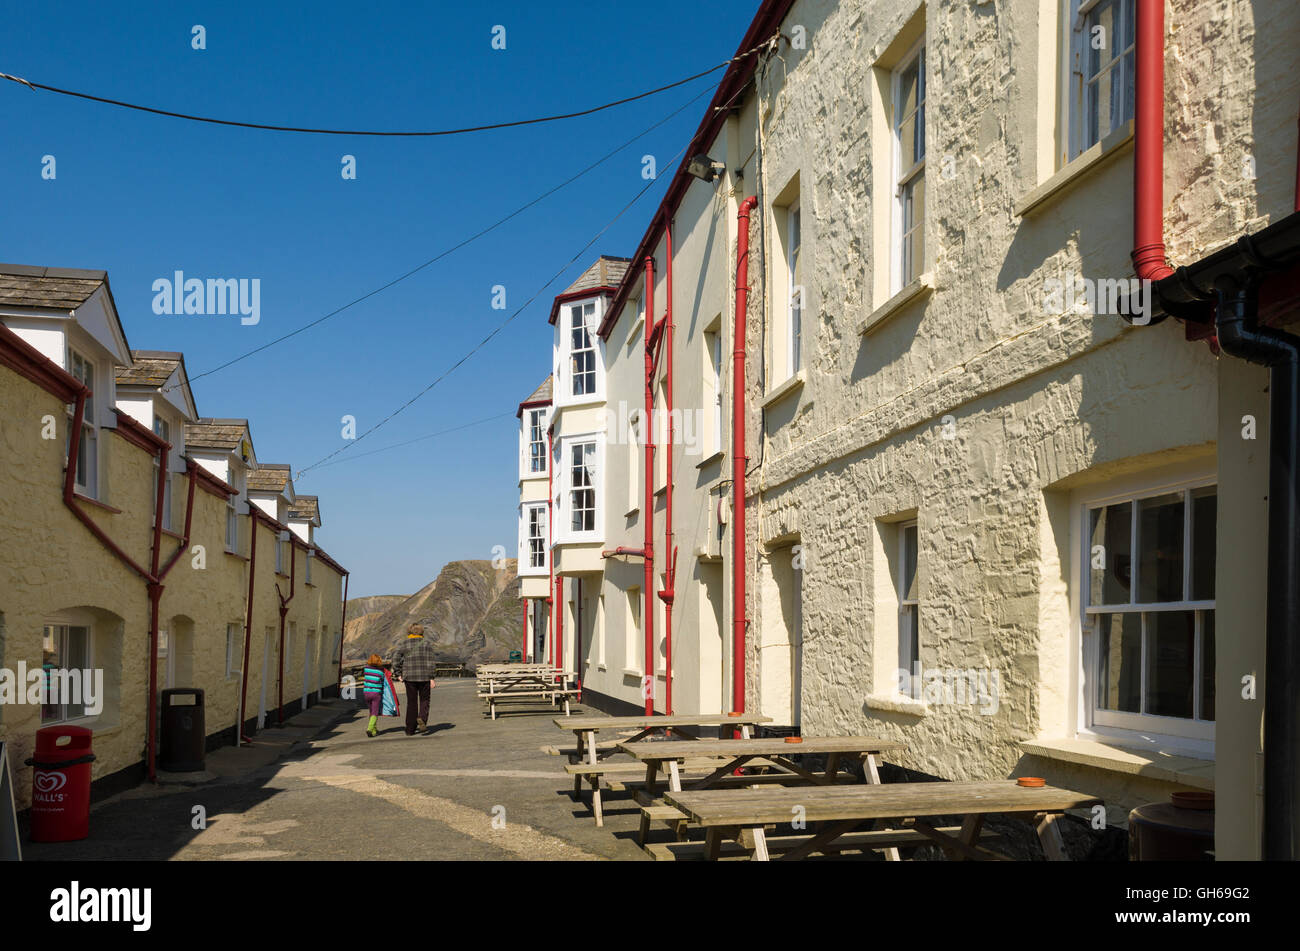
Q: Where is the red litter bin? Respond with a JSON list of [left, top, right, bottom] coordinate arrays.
[[25, 725, 96, 842]]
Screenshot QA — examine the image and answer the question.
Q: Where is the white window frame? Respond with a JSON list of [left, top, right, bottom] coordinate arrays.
[[568, 301, 599, 399], [521, 502, 547, 572], [1066, 0, 1136, 161], [1075, 472, 1216, 753], [786, 203, 803, 377], [898, 520, 919, 678], [41, 619, 93, 724], [706, 329, 723, 456], [891, 39, 926, 294], [568, 438, 599, 536], [66, 345, 98, 498], [527, 408, 548, 475]]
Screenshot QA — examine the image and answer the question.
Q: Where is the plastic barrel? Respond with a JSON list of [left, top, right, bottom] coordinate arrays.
[[26, 725, 95, 842], [159, 688, 206, 772]]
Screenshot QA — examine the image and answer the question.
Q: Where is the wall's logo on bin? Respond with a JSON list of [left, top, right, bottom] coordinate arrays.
[[0, 662, 103, 715], [34, 771, 68, 797]]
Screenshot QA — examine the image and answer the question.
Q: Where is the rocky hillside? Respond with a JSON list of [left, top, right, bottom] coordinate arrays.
[[344, 559, 522, 669]]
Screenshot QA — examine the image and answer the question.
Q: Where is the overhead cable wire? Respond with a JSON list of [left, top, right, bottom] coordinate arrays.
[[307, 412, 514, 471], [294, 73, 758, 480], [0, 36, 770, 137], [174, 80, 720, 391]]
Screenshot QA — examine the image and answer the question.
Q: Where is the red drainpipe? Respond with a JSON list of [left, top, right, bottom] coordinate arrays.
[[276, 527, 297, 726], [643, 254, 657, 714], [1132, 0, 1175, 284], [238, 509, 258, 744], [732, 195, 759, 725], [547, 427, 554, 667], [659, 221, 678, 715], [62, 394, 193, 782], [575, 577, 583, 696], [556, 575, 564, 671], [522, 599, 529, 660]]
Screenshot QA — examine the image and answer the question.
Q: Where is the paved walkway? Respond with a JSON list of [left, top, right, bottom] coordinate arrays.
[[24, 681, 648, 861]]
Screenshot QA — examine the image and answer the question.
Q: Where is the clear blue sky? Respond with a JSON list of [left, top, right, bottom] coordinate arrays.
[[1, 1, 760, 597]]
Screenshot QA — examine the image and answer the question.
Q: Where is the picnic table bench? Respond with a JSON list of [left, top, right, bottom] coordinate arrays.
[[621, 735, 906, 850], [554, 713, 772, 827], [664, 779, 1102, 861], [477, 665, 578, 719]]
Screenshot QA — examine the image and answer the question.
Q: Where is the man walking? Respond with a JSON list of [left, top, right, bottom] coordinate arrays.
[[393, 624, 437, 735]]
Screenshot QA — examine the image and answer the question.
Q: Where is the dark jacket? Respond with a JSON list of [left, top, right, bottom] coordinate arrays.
[[393, 636, 438, 682]]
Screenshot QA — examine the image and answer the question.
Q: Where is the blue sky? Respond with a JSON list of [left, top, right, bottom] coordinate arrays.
[[1, 1, 760, 596]]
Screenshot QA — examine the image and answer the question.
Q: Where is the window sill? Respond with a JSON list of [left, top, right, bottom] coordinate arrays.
[[860, 273, 935, 336], [1019, 736, 1214, 790], [1013, 120, 1134, 218], [695, 450, 725, 470], [224, 549, 249, 562], [597, 664, 608, 673], [654, 485, 667, 499], [762, 370, 805, 409], [73, 493, 121, 514], [160, 527, 183, 540], [621, 668, 642, 680], [864, 692, 929, 718], [624, 506, 640, 518]]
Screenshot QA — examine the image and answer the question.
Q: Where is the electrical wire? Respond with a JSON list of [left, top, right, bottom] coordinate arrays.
[[173, 81, 719, 391], [294, 140, 693, 480], [307, 412, 514, 471], [0, 38, 769, 137]]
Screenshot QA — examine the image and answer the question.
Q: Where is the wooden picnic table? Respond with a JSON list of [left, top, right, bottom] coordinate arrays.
[[554, 713, 772, 827], [621, 735, 905, 854], [664, 779, 1102, 862], [478, 666, 579, 719]]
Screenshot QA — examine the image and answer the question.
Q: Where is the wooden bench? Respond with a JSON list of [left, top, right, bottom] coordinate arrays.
[[564, 758, 770, 827], [479, 686, 579, 719], [643, 825, 1001, 861], [665, 780, 1102, 861]]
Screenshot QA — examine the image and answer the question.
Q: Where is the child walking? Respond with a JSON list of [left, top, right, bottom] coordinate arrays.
[[362, 654, 386, 737]]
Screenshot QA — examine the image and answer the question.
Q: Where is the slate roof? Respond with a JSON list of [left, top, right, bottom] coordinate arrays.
[[563, 256, 631, 296], [288, 495, 320, 523], [522, 376, 552, 404], [115, 351, 182, 387], [185, 418, 249, 452], [247, 464, 291, 492], [0, 264, 106, 310]]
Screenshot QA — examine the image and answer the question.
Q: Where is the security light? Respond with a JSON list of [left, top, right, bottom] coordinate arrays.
[[687, 154, 726, 183]]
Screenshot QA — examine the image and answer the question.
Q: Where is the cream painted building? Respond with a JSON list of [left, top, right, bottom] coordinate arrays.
[[516, 377, 553, 661], [516, 0, 1300, 859], [0, 263, 348, 812]]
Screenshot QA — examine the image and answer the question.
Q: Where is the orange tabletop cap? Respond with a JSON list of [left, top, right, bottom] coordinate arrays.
[[1017, 776, 1046, 787], [784, 736, 803, 744]]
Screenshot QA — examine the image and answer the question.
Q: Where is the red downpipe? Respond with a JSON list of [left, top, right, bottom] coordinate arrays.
[[1132, 0, 1174, 283], [239, 509, 258, 744], [659, 221, 677, 715], [643, 255, 657, 715], [522, 599, 529, 660], [732, 195, 758, 724], [575, 578, 583, 696], [556, 576, 564, 672], [276, 530, 297, 726], [62, 392, 194, 782], [547, 428, 554, 667]]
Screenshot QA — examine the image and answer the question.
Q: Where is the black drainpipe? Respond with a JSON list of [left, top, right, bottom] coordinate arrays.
[[1139, 214, 1300, 859]]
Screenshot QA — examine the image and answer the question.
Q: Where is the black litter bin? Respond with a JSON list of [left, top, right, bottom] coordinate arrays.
[[159, 688, 206, 772]]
